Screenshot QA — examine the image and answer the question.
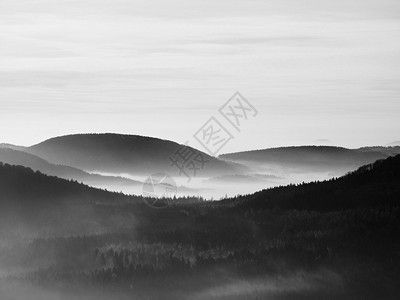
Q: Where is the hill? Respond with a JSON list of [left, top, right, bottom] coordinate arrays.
[[0, 148, 142, 191], [219, 146, 392, 174], [0, 162, 131, 205], [0, 163, 139, 236], [228, 154, 400, 211], [357, 146, 400, 156], [25, 133, 243, 177]]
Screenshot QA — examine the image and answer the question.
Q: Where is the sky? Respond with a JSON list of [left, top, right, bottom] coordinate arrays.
[[0, 0, 400, 153]]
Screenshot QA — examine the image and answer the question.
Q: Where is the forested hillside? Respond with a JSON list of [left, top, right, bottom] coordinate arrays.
[[1, 156, 400, 299], [227, 154, 400, 211]]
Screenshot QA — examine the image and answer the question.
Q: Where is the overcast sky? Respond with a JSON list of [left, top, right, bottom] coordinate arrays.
[[1, 0, 399, 152]]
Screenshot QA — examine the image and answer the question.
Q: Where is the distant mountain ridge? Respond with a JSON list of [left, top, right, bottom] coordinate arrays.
[[24, 133, 243, 176], [219, 145, 399, 174], [3, 134, 400, 194], [357, 146, 400, 156]]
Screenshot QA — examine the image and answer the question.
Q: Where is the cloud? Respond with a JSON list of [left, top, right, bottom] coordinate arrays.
[[190, 270, 343, 300], [0, 0, 399, 149]]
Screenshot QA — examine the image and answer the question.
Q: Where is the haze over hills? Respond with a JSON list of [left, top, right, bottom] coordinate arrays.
[[1, 153, 399, 237], [228, 154, 400, 211], [24, 133, 244, 178], [0, 148, 142, 191], [219, 145, 398, 175], [357, 146, 400, 156], [0, 154, 399, 299], [4, 134, 400, 198], [2, 151, 398, 216], [0, 143, 26, 151]]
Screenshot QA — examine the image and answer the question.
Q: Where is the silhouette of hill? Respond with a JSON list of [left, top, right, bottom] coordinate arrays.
[[25, 133, 243, 176], [0, 162, 135, 207], [358, 145, 400, 156], [0, 162, 141, 236], [0, 148, 141, 190], [229, 154, 400, 211], [219, 146, 392, 174]]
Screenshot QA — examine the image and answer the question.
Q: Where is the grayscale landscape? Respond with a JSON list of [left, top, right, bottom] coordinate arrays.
[[1, 0, 399, 299]]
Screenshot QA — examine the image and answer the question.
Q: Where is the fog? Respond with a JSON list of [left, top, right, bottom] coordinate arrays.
[[90, 167, 346, 199], [0, 269, 345, 300]]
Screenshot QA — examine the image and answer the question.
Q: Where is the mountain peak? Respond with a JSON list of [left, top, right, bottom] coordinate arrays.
[[26, 133, 241, 176]]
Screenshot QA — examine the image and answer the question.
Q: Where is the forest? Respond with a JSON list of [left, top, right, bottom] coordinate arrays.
[[0, 155, 400, 299]]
